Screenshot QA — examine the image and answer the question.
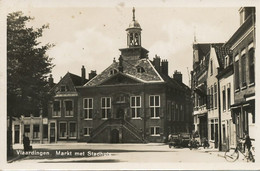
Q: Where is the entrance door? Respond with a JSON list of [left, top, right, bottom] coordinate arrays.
[[215, 123, 218, 148], [116, 108, 124, 119], [50, 122, 56, 143], [14, 125, 20, 144], [111, 129, 119, 143]]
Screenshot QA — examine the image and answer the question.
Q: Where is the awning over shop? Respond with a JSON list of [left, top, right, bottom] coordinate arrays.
[[198, 113, 207, 118], [230, 99, 255, 110]]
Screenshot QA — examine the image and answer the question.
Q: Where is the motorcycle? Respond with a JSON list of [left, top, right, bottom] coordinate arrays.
[[188, 138, 200, 150]]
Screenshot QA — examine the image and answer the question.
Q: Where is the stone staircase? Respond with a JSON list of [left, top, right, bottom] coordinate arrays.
[[88, 118, 145, 143]]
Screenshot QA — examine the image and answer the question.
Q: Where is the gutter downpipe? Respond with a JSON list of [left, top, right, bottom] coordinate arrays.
[[217, 68, 222, 151]]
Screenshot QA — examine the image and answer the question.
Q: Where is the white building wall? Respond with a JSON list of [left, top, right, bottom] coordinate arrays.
[[207, 47, 220, 148], [219, 73, 236, 149]]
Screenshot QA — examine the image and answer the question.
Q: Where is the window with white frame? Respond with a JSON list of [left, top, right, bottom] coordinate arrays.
[[84, 98, 93, 119], [33, 124, 40, 138], [176, 104, 179, 121], [210, 119, 214, 140], [84, 127, 92, 136], [235, 59, 240, 90], [69, 122, 76, 138], [150, 95, 160, 118], [172, 102, 175, 121], [241, 54, 246, 87], [64, 100, 73, 117], [101, 97, 111, 119], [180, 105, 184, 121], [214, 84, 217, 109], [227, 84, 231, 110], [248, 48, 255, 84], [131, 96, 141, 118], [59, 122, 67, 138], [24, 125, 30, 137], [222, 86, 226, 112], [210, 86, 213, 109], [53, 100, 61, 117], [151, 126, 160, 136]]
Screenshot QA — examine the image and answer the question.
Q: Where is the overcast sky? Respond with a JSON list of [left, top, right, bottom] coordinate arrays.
[[6, 2, 242, 86]]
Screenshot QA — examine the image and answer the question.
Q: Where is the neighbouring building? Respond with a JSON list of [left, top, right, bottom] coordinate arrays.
[[191, 7, 256, 151], [48, 69, 89, 143], [191, 42, 232, 149], [217, 52, 236, 151], [10, 114, 49, 144], [226, 7, 255, 144], [191, 42, 211, 143], [76, 8, 192, 143], [206, 43, 232, 149]]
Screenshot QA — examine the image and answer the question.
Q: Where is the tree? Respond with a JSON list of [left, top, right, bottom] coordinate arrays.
[[7, 11, 54, 156]]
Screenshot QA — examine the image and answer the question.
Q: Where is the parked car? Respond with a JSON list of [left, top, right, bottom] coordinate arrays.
[[168, 133, 191, 148]]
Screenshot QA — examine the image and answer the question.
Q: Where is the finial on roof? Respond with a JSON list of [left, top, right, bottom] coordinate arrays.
[[133, 7, 135, 21], [193, 26, 197, 43]]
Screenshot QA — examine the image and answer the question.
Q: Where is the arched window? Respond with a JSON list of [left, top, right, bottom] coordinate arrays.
[[137, 66, 145, 73], [110, 69, 118, 75]]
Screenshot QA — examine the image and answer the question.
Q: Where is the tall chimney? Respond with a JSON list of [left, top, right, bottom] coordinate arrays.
[[89, 70, 97, 80], [161, 59, 168, 76], [48, 74, 54, 87], [81, 65, 86, 85], [153, 55, 161, 73], [173, 70, 182, 83]]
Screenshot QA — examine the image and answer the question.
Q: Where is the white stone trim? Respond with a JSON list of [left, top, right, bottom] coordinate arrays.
[[241, 48, 246, 56], [147, 59, 164, 82], [248, 41, 254, 50], [235, 55, 239, 62]]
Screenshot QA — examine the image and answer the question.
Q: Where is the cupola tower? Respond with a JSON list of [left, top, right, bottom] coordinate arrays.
[[119, 7, 148, 60], [126, 7, 142, 47]]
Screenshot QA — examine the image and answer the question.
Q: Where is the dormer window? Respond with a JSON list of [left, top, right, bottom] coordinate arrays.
[[110, 69, 118, 75], [60, 85, 69, 92], [137, 66, 145, 73], [224, 56, 229, 68], [60, 85, 66, 92]]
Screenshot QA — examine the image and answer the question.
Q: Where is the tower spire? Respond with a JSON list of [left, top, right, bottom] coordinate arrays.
[[193, 26, 197, 43], [132, 7, 135, 21]]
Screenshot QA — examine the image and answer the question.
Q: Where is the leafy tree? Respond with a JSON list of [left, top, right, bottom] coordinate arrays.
[[7, 11, 54, 156]]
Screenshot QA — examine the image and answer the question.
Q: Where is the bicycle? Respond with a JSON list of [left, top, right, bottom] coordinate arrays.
[[224, 141, 255, 162]]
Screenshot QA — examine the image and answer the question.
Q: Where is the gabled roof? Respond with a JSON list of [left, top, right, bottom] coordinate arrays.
[[85, 58, 164, 86], [69, 72, 87, 86], [197, 44, 210, 60], [49, 72, 87, 92], [212, 44, 232, 69]]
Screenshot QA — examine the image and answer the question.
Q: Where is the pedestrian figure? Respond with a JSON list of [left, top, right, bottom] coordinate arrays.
[[243, 132, 252, 153], [23, 134, 30, 151], [168, 134, 172, 142]]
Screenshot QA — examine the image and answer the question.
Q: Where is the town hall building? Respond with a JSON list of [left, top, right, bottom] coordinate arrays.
[[75, 8, 193, 143]]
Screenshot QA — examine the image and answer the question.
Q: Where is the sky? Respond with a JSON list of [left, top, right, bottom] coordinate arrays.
[[5, 1, 242, 86]]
